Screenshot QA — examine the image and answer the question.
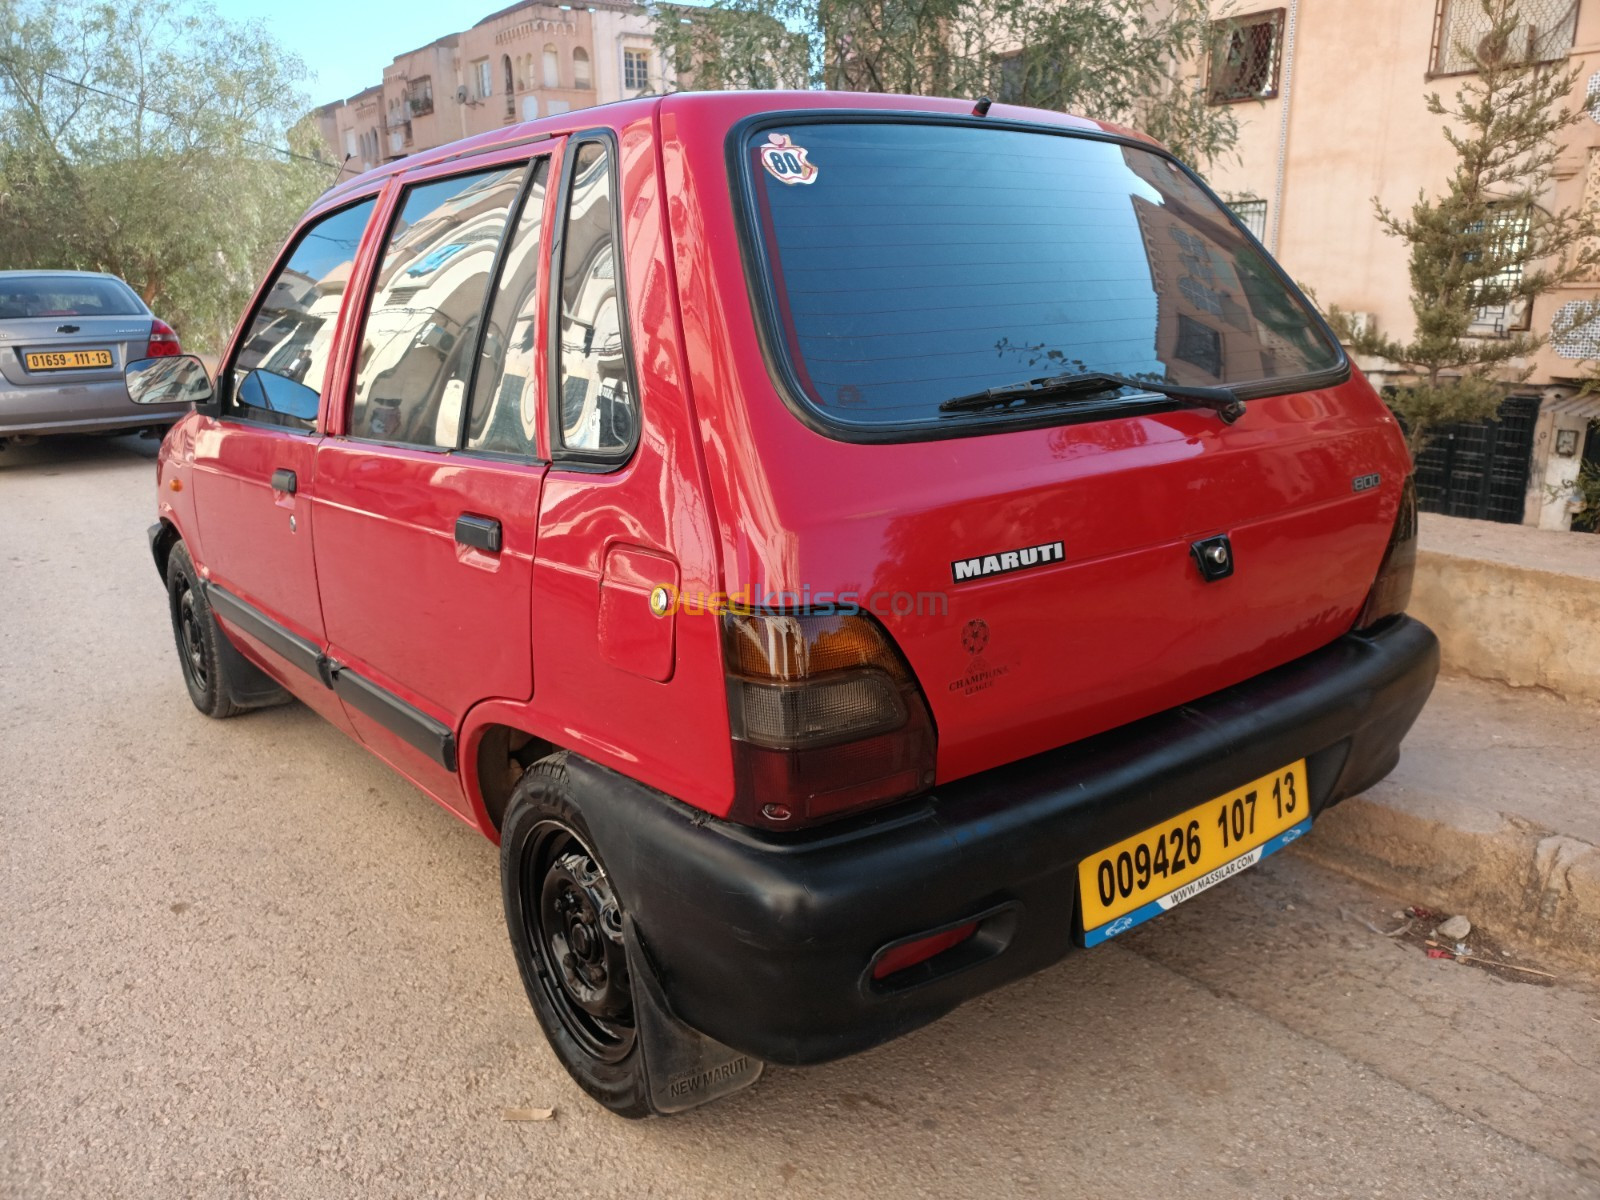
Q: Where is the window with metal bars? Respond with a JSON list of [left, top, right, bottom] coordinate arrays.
[[1431, 0, 1579, 75], [1466, 203, 1534, 336], [1228, 197, 1269, 241], [1206, 10, 1286, 104]]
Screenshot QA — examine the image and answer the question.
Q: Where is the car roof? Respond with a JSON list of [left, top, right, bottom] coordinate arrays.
[[314, 91, 1145, 215]]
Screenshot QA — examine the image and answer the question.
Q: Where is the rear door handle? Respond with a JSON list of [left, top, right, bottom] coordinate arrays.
[[270, 468, 297, 494], [455, 513, 502, 553]]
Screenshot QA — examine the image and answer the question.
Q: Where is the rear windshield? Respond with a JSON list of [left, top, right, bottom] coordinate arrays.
[[0, 275, 143, 319], [741, 121, 1342, 434]]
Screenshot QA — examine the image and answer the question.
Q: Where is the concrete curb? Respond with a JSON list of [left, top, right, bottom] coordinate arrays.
[[1294, 784, 1600, 967], [1410, 550, 1600, 703]]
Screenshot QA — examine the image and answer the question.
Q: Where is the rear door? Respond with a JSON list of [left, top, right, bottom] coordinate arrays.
[[311, 149, 557, 810], [188, 197, 378, 722]]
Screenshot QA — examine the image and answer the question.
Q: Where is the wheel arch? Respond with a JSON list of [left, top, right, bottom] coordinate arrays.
[[461, 705, 558, 839]]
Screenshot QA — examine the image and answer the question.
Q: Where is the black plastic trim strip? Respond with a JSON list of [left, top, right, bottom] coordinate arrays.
[[330, 666, 458, 772], [204, 583, 326, 684], [202, 581, 458, 771], [723, 110, 1353, 446]]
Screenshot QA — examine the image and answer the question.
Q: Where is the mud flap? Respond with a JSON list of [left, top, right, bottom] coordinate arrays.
[[213, 619, 293, 711], [624, 917, 764, 1113]]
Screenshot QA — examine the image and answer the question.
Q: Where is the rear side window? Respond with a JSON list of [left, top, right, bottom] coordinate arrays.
[[0, 275, 143, 318], [351, 166, 525, 448], [741, 121, 1342, 437], [229, 199, 376, 431], [553, 140, 637, 460]]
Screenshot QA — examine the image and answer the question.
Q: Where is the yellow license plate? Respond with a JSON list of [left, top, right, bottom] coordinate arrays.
[[1079, 759, 1310, 945], [25, 349, 113, 371]]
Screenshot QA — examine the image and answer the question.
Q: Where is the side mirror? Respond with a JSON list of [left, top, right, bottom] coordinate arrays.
[[236, 368, 320, 424], [126, 354, 214, 407]]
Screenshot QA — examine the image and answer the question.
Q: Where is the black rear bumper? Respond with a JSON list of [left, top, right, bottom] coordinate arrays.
[[571, 616, 1440, 1066]]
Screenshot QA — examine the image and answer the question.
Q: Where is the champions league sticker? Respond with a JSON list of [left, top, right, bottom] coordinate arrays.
[[758, 133, 818, 185]]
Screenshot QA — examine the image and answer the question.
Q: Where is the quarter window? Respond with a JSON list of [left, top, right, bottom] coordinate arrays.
[[467, 160, 551, 456], [350, 167, 524, 448], [228, 198, 376, 432], [554, 141, 636, 457]]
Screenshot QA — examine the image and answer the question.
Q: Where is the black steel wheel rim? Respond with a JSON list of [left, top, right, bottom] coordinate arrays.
[[522, 821, 635, 1064], [175, 581, 208, 690]]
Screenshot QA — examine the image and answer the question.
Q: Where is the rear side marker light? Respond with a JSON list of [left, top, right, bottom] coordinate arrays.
[[145, 318, 181, 359], [872, 922, 978, 980], [868, 906, 1020, 992]]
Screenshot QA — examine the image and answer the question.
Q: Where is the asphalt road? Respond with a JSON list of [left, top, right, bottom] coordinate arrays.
[[4, 434, 1599, 1200]]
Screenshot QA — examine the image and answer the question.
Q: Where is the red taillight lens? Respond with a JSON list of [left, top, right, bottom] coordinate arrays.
[[145, 318, 181, 358], [871, 922, 978, 981], [722, 610, 937, 829], [1355, 475, 1418, 630]]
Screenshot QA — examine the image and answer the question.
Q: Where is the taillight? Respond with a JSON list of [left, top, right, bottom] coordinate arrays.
[[1355, 475, 1418, 631], [722, 609, 937, 830], [145, 318, 181, 358]]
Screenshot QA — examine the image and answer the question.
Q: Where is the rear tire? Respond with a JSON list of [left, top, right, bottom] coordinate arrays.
[[165, 542, 243, 720], [501, 754, 652, 1118]]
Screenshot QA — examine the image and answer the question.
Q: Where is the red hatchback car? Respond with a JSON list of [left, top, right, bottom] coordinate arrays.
[[130, 91, 1438, 1117]]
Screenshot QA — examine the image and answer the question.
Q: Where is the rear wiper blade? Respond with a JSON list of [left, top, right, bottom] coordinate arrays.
[[938, 370, 1245, 423]]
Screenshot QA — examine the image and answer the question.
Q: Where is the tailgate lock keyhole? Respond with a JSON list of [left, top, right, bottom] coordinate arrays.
[[1191, 535, 1235, 582]]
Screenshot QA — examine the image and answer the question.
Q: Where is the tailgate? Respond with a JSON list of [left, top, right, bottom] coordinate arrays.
[[878, 388, 1408, 782]]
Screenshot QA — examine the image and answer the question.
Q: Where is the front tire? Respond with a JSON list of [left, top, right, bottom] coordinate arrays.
[[165, 543, 242, 719], [501, 755, 651, 1118]]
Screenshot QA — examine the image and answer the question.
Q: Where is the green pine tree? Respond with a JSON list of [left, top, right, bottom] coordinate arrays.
[[1339, 0, 1599, 452]]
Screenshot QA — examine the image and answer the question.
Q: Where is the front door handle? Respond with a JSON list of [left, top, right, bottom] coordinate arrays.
[[455, 513, 502, 553], [270, 468, 297, 494]]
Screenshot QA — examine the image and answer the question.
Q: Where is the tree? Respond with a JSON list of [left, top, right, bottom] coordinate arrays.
[[655, 0, 1238, 170], [0, 0, 333, 354], [1339, 0, 1599, 452]]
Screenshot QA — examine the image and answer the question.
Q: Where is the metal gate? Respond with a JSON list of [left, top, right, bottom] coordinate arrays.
[[1411, 394, 1540, 524], [1578, 420, 1600, 534]]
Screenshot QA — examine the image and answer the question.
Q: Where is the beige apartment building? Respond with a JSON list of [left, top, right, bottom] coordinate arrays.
[[1200, 0, 1600, 529], [317, 1, 668, 175]]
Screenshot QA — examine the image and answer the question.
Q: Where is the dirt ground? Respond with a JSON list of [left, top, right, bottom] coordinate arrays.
[[4, 435, 1598, 1199]]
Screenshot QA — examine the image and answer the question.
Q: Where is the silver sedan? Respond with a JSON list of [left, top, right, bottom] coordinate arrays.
[[0, 270, 193, 445]]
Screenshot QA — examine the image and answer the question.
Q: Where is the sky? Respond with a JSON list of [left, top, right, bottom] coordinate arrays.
[[211, 0, 497, 107]]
